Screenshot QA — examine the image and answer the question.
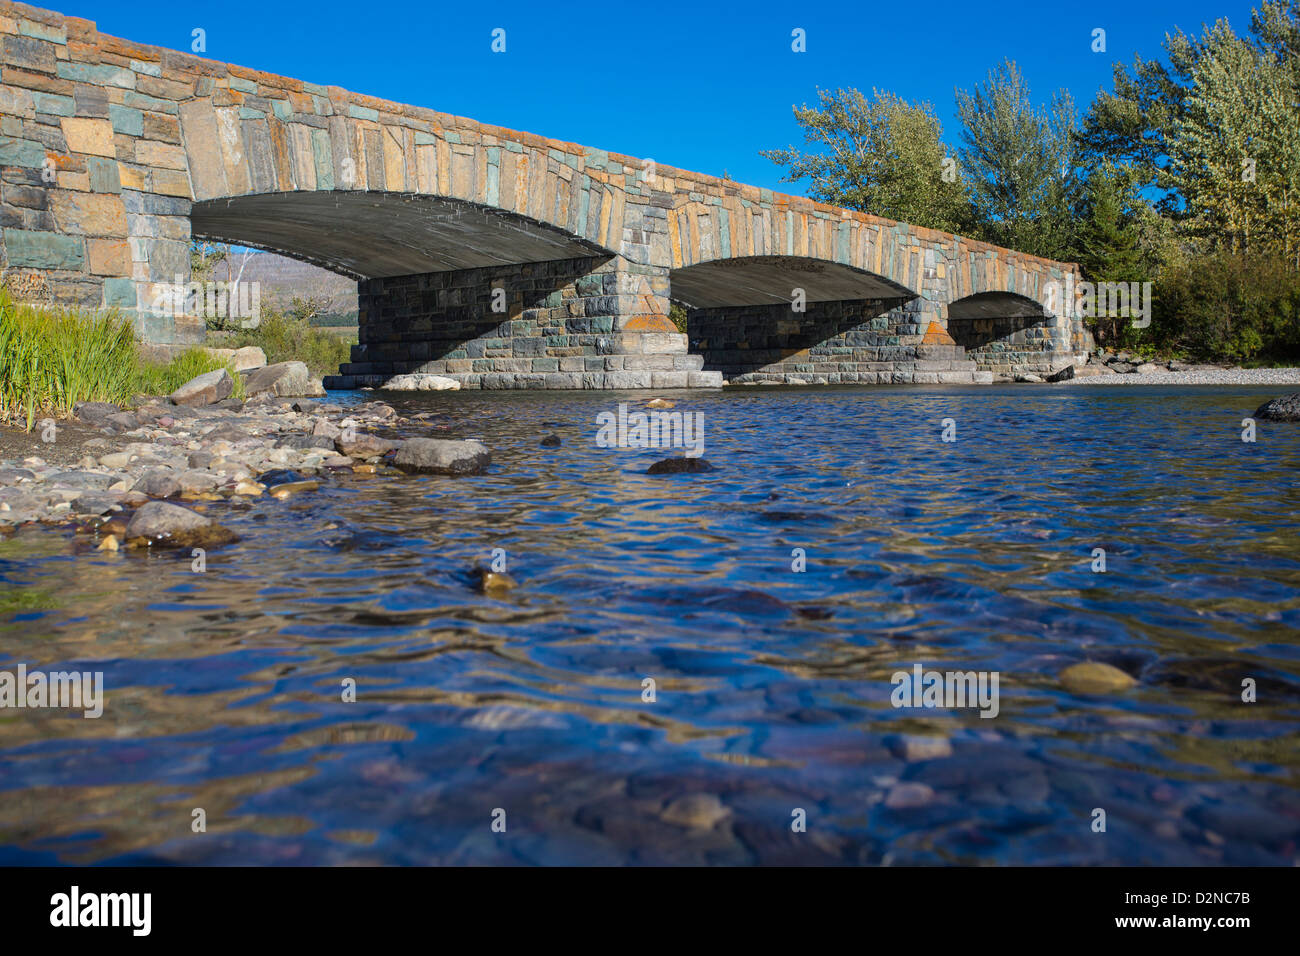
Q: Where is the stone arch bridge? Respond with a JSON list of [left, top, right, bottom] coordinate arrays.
[[0, 1, 1090, 388]]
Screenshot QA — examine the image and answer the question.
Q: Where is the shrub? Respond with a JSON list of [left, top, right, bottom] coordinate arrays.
[[229, 305, 353, 378], [1150, 253, 1300, 363]]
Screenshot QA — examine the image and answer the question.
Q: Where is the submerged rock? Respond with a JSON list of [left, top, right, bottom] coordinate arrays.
[[269, 480, 320, 499], [470, 566, 516, 594], [124, 501, 237, 549], [393, 438, 490, 475], [660, 793, 730, 830], [540, 434, 562, 448], [646, 457, 715, 475], [1254, 393, 1300, 421], [1059, 661, 1137, 694]]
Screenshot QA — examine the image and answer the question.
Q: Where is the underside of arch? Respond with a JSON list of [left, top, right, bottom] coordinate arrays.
[[669, 255, 916, 309], [190, 191, 614, 281]]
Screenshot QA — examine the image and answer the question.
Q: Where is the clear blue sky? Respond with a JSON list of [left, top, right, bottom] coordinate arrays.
[[58, 0, 1261, 192]]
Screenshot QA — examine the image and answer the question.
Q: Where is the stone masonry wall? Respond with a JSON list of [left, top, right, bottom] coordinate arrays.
[[332, 256, 720, 390], [688, 298, 991, 385], [947, 315, 1078, 377]]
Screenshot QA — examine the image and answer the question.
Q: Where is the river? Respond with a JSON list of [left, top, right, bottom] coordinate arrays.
[[1, 383, 1297, 865]]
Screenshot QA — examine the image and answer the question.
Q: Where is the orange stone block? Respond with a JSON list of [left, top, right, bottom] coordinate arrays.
[[922, 321, 957, 346], [623, 314, 677, 333]]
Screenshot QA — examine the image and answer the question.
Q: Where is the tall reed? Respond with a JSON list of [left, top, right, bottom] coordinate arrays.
[[0, 289, 242, 431]]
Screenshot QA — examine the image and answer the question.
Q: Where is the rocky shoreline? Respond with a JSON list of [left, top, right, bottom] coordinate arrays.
[[0, 366, 491, 548], [1013, 350, 1300, 386]]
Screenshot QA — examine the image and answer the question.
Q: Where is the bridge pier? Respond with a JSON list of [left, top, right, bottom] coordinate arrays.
[[324, 256, 722, 390], [685, 297, 992, 385]]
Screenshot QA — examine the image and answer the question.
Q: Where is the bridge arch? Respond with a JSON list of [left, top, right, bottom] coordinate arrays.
[[945, 290, 1078, 377]]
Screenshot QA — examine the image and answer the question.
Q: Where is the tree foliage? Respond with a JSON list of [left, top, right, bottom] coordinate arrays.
[[762, 87, 971, 233], [953, 59, 1079, 260]]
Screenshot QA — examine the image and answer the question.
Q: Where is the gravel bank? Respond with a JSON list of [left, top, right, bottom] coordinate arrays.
[[1070, 367, 1300, 387]]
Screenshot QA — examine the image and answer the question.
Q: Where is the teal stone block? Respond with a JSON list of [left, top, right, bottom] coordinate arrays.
[[135, 309, 174, 342], [574, 276, 601, 296], [57, 63, 134, 88], [271, 99, 291, 121], [87, 157, 122, 193], [238, 107, 266, 120], [108, 104, 144, 136], [542, 291, 563, 309], [3, 229, 85, 269], [348, 105, 378, 121], [19, 19, 66, 43], [485, 162, 499, 206], [228, 77, 257, 93], [414, 131, 437, 146], [123, 91, 175, 113], [444, 132, 461, 144], [311, 129, 334, 189], [303, 82, 327, 95], [0, 137, 45, 168], [32, 92, 74, 117], [504, 141, 523, 153], [102, 277, 138, 309]]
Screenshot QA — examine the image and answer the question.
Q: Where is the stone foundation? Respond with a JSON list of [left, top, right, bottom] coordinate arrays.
[[947, 314, 1075, 377], [323, 256, 722, 390], [686, 298, 992, 385]]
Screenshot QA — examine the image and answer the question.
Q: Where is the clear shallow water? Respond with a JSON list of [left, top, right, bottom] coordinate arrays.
[[0, 384, 1297, 866]]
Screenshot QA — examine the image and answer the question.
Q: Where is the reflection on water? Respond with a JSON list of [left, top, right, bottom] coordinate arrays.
[[0, 384, 1298, 865]]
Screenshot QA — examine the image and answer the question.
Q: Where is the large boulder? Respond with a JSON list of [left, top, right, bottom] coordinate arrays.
[[1044, 364, 1075, 383], [204, 345, 266, 371], [170, 368, 233, 407], [1254, 393, 1300, 421], [380, 373, 461, 391], [393, 438, 490, 475], [242, 361, 326, 399], [124, 501, 236, 549]]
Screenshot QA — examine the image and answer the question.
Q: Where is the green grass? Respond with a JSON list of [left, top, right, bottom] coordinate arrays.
[[136, 347, 246, 402], [0, 289, 243, 431]]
